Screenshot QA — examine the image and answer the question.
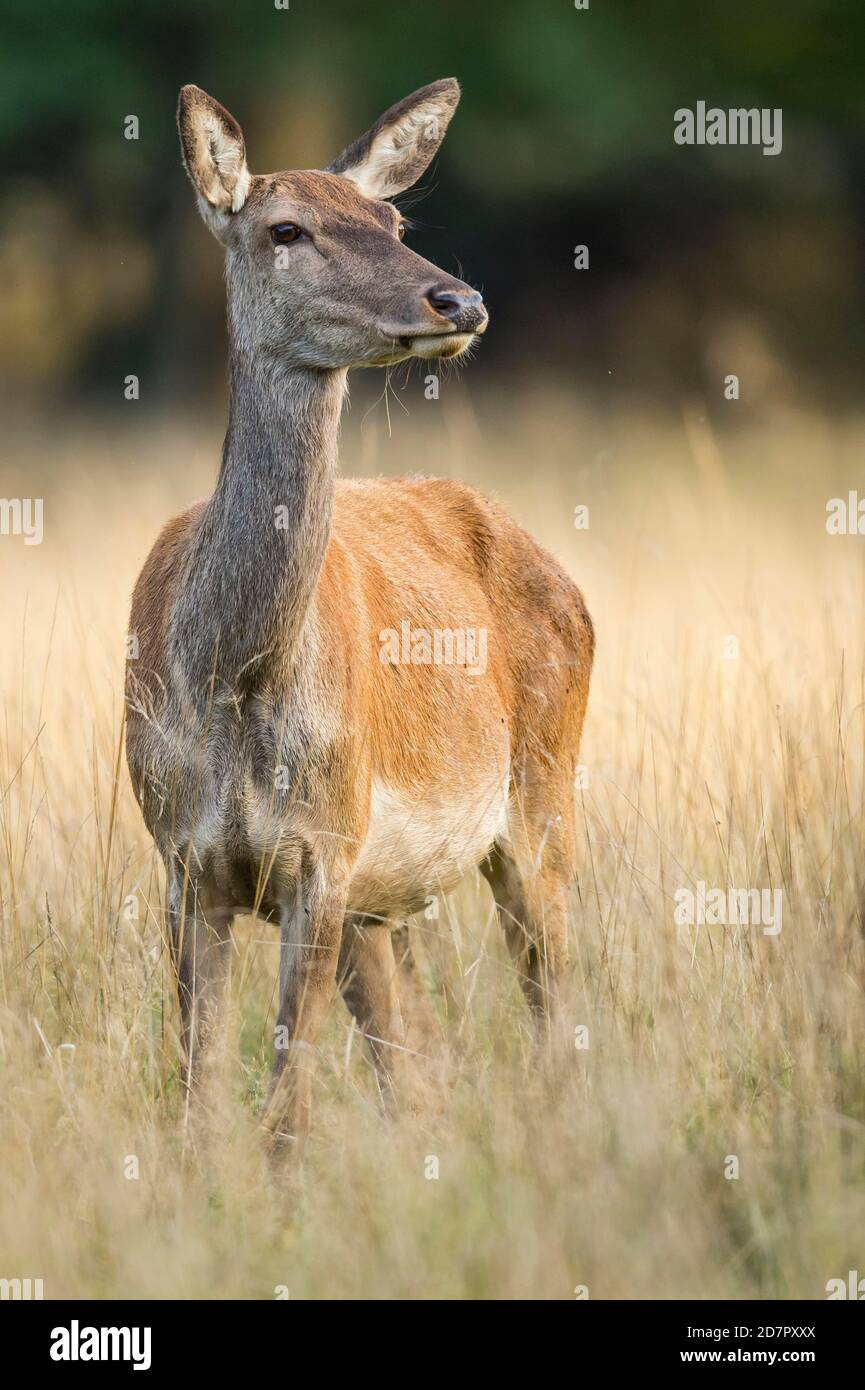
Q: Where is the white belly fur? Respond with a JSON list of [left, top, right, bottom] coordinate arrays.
[[348, 771, 509, 916]]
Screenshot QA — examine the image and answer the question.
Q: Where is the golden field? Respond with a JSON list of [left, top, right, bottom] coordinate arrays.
[[1, 388, 864, 1299]]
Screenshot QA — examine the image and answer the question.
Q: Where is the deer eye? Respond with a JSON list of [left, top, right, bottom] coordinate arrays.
[[397, 222, 407, 241], [270, 223, 303, 245]]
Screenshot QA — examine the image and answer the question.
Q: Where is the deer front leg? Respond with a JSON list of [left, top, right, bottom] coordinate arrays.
[[263, 862, 347, 1158]]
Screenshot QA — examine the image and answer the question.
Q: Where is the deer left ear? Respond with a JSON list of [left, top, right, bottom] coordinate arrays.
[[328, 78, 460, 200]]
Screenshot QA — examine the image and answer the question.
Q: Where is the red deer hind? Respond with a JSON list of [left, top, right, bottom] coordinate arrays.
[[126, 79, 594, 1152]]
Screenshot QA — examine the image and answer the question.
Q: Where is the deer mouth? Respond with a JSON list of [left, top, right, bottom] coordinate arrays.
[[398, 330, 480, 360]]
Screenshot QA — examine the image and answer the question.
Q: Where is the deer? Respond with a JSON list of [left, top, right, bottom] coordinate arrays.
[[125, 78, 594, 1155]]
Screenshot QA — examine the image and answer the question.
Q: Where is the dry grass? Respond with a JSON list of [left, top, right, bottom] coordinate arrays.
[[2, 389, 865, 1299]]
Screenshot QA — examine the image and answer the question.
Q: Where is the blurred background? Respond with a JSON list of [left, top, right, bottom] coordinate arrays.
[[1, 0, 863, 423]]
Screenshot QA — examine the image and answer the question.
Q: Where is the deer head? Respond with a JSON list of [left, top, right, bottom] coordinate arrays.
[[177, 80, 488, 369]]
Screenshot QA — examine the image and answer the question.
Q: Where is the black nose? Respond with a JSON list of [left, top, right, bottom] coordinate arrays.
[[425, 285, 487, 333]]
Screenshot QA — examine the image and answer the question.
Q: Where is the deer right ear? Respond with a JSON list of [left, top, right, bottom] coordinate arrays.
[[177, 85, 251, 237]]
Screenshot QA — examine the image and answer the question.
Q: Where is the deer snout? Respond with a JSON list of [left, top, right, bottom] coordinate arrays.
[[425, 285, 488, 334]]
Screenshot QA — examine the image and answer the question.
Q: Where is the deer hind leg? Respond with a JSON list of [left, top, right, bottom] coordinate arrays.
[[166, 866, 234, 1096], [480, 789, 575, 1020], [390, 922, 442, 1058], [338, 915, 414, 1105]]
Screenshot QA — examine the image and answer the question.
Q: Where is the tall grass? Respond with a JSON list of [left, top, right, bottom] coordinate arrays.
[[1, 391, 864, 1298]]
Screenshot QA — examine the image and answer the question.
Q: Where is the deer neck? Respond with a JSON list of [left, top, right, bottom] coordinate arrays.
[[171, 332, 346, 704]]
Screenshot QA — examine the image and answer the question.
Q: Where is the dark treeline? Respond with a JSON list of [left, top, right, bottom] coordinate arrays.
[[1, 0, 863, 414]]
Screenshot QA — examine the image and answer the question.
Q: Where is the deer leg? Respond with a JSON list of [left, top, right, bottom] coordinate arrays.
[[391, 922, 441, 1057], [480, 800, 574, 1021], [263, 861, 346, 1157], [166, 868, 234, 1095], [338, 916, 416, 1104]]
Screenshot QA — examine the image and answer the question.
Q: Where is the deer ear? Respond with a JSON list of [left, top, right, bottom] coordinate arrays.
[[328, 78, 460, 200], [177, 84, 251, 236]]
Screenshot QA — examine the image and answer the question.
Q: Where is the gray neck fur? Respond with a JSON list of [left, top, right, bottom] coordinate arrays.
[[169, 288, 347, 704]]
